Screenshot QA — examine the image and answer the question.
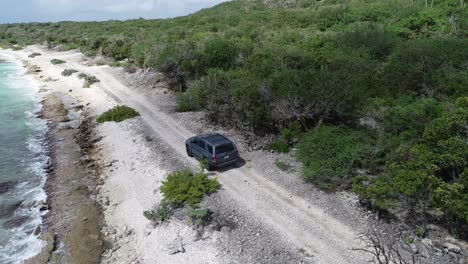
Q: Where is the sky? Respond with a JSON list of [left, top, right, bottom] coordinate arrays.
[[0, 0, 229, 23]]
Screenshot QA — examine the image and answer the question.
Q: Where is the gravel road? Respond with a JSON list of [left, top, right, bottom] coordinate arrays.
[[54, 54, 371, 264]]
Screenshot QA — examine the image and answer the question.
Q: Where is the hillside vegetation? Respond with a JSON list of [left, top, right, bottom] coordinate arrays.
[[1, 0, 467, 235]]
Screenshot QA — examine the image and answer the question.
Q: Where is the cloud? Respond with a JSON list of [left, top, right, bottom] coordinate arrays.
[[104, 0, 156, 13], [0, 0, 229, 23], [32, 0, 158, 14]]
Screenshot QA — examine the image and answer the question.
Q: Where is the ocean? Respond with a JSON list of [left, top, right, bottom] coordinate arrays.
[[0, 53, 47, 263]]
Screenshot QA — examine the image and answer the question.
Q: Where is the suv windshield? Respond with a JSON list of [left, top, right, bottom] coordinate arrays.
[[216, 143, 234, 154]]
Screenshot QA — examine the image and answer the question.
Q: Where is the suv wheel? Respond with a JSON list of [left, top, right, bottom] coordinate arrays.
[[186, 145, 193, 157], [206, 162, 213, 171]]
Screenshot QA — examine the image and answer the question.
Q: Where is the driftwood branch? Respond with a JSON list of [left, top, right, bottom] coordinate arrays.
[[351, 228, 421, 264]]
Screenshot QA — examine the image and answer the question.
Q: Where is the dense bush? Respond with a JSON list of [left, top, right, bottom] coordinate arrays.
[[297, 126, 375, 191], [354, 98, 468, 230], [384, 38, 468, 97], [5, 0, 464, 131], [102, 38, 132, 61], [160, 169, 221, 207], [96, 105, 140, 123]]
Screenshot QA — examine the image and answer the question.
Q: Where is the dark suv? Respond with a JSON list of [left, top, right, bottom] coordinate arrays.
[[185, 133, 239, 170]]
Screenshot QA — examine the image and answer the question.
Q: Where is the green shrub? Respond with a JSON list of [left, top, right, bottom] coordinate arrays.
[[96, 105, 140, 123], [280, 121, 303, 145], [77, 73, 100, 87], [50, 59, 65, 65], [404, 236, 415, 245], [175, 93, 196, 112], [384, 38, 468, 97], [156, 204, 171, 222], [337, 29, 399, 60], [175, 73, 218, 112], [61, 69, 78, 76], [77, 73, 87, 79], [108, 61, 121, 67], [83, 75, 100, 88], [298, 126, 374, 191], [199, 158, 209, 171], [352, 175, 398, 213], [143, 210, 155, 220], [189, 208, 212, 225], [415, 227, 426, 238], [354, 99, 468, 229], [266, 140, 290, 153], [275, 159, 290, 171], [374, 97, 442, 140], [102, 38, 132, 61], [201, 39, 241, 71], [28, 52, 41, 58], [160, 169, 221, 207]]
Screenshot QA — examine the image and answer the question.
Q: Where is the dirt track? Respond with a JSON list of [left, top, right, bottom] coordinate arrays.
[[29, 47, 370, 264], [72, 62, 368, 263]]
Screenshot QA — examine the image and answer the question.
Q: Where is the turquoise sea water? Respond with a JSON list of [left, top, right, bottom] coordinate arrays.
[[0, 54, 47, 263]]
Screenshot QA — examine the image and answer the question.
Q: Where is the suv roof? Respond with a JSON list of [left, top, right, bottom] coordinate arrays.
[[200, 133, 232, 146]]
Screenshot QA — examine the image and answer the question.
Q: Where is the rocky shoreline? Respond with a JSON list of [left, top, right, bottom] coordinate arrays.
[[26, 93, 103, 264]]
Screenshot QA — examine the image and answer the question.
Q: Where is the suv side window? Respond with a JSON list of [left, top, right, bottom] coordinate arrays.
[[207, 144, 213, 154], [196, 139, 206, 149]]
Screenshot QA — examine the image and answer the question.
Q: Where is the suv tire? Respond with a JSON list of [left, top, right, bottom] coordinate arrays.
[[186, 145, 194, 157]]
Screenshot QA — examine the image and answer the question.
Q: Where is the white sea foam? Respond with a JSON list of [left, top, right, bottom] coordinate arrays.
[[0, 52, 49, 264]]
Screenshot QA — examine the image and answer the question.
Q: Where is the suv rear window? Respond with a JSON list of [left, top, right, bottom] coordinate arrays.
[[207, 144, 213, 154], [216, 143, 234, 154]]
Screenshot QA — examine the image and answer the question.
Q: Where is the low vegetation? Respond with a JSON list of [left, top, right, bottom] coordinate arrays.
[[189, 207, 212, 225], [83, 76, 100, 88], [274, 159, 290, 172], [78, 73, 100, 87], [143, 203, 171, 223], [96, 105, 140, 123], [266, 140, 290, 153], [155, 204, 171, 222], [160, 169, 221, 207], [1, 0, 466, 235], [144, 169, 220, 225], [61, 69, 78, 76], [28, 52, 41, 58], [198, 158, 210, 171], [50, 59, 65, 65], [143, 210, 154, 220]]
